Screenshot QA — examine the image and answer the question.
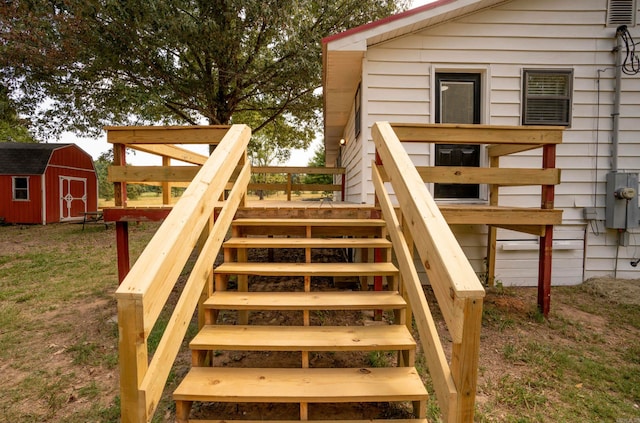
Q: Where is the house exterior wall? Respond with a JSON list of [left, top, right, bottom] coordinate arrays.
[[343, 0, 640, 285]]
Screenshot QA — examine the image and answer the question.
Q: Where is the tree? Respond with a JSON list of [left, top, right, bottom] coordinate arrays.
[[304, 144, 332, 186], [0, 84, 36, 143], [1, 0, 409, 158]]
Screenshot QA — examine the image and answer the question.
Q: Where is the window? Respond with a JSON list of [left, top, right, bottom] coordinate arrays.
[[435, 73, 482, 199], [12, 177, 29, 201], [354, 83, 362, 138], [607, 0, 637, 26], [522, 69, 573, 126]]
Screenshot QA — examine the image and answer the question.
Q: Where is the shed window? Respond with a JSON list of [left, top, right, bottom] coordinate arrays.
[[607, 0, 637, 26], [522, 69, 573, 126], [13, 176, 29, 201]]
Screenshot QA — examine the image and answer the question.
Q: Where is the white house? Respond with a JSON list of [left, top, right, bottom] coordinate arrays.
[[322, 0, 640, 285]]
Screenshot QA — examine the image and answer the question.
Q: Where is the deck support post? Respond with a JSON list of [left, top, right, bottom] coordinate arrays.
[[486, 156, 500, 286], [116, 222, 130, 284], [538, 144, 556, 317]]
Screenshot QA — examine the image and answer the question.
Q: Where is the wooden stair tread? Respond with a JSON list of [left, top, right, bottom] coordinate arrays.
[[215, 262, 398, 276], [173, 367, 428, 403], [191, 325, 416, 351], [205, 291, 406, 310], [232, 218, 386, 227], [190, 420, 428, 423], [224, 237, 391, 249]]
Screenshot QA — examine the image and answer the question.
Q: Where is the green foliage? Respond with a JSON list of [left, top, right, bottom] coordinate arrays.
[[304, 144, 332, 185], [0, 85, 36, 143], [0, 0, 410, 162]]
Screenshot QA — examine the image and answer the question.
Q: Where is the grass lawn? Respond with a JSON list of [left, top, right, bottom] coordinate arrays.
[[0, 222, 639, 422]]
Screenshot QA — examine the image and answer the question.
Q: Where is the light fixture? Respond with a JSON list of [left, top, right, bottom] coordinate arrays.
[[339, 138, 346, 146]]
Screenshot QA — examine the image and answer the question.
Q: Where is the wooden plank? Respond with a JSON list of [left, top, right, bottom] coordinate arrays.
[[173, 367, 428, 403], [372, 164, 457, 421], [373, 122, 484, 344], [204, 291, 407, 310], [232, 218, 386, 227], [127, 143, 208, 165], [190, 325, 416, 351], [138, 160, 251, 414], [189, 420, 429, 423], [247, 183, 343, 191], [103, 207, 173, 223], [106, 125, 231, 144], [490, 224, 546, 237], [214, 262, 398, 277], [108, 165, 200, 183], [223, 237, 392, 249], [450, 298, 483, 423], [390, 123, 563, 145], [440, 206, 562, 226], [115, 124, 251, 330], [487, 143, 544, 157], [377, 165, 560, 186], [252, 166, 345, 174]]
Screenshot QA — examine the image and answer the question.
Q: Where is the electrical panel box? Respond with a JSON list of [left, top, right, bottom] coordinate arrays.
[[605, 172, 640, 229]]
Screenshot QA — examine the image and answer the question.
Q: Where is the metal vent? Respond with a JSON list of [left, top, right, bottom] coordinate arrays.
[[608, 0, 637, 26]]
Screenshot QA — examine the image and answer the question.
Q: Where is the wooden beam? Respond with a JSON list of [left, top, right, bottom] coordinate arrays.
[[104, 207, 173, 222], [377, 166, 561, 186], [252, 166, 345, 174], [108, 165, 200, 183], [490, 224, 547, 237], [538, 144, 556, 317], [105, 125, 231, 145], [440, 205, 562, 226], [373, 164, 457, 421], [127, 144, 208, 165], [487, 143, 544, 157], [390, 123, 563, 145], [372, 122, 485, 344]]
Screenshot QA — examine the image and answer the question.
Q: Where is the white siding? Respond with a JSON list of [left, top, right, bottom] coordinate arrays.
[[356, 0, 640, 285]]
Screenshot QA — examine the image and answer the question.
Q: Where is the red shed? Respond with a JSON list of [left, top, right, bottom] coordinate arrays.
[[0, 142, 98, 225]]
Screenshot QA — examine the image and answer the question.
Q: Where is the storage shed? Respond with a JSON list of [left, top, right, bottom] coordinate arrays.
[[0, 142, 98, 225]]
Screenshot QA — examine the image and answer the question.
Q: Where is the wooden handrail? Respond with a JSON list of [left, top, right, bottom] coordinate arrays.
[[115, 124, 251, 423], [372, 121, 485, 423]]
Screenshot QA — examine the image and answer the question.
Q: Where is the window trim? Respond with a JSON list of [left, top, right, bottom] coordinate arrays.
[[522, 68, 573, 127], [12, 176, 30, 201]]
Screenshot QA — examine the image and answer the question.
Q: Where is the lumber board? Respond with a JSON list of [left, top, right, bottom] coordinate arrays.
[[223, 237, 391, 249], [214, 262, 398, 277], [173, 367, 428, 403], [373, 164, 457, 419], [190, 325, 416, 351], [204, 291, 407, 310], [439, 205, 563, 225], [126, 143, 208, 165], [232, 218, 386, 227], [189, 420, 429, 423], [252, 166, 346, 174], [390, 123, 563, 145], [108, 165, 200, 183], [377, 165, 560, 186], [487, 143, 544, 157], [105, 125, 231, 144]]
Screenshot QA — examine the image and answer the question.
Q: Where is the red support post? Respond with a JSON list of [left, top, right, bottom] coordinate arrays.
[[116, 222, 130, 284], [538, 144, 556, 317]]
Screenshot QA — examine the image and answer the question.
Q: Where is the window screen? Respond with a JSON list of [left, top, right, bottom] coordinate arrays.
[[523, 70, 573, 126]]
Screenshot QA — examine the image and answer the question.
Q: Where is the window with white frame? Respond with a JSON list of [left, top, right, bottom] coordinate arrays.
[[12, 176, 29, 201], [522, 69, 573, 126]]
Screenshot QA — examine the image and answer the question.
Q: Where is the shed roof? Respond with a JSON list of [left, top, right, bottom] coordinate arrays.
[[322, 0, 512, 165], [0, 142, 72, 175]]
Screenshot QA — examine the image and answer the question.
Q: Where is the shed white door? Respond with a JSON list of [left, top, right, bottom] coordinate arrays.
[[59, 176, 87, 221]]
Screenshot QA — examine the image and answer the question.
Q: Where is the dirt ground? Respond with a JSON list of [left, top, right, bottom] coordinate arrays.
[[1, 223, 639, 422]]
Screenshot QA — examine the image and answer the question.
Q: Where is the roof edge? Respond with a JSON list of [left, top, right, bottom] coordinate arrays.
[[321, 0, 456, 46]]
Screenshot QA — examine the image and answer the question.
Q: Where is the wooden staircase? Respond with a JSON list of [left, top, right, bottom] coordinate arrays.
[[173, 216, 429, 422]]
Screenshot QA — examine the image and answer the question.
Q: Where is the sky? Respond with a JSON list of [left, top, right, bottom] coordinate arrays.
[[53, 0, 437, 166]]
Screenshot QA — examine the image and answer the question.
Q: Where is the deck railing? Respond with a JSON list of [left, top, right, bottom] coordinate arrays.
[[249, 166, 345, 201], [115, 124, 251, 423], [372, 122, 486, 423]]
